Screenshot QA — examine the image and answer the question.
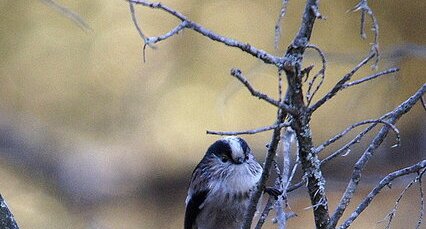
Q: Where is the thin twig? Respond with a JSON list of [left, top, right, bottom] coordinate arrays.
[[343, 67, 399, 88], [274, 0, 290, 50], [379, 175, 418, 229], [338, 161, 426, 229], [243, 109, 288, 229], [316, 119, 400, 157], [129, 0, 283, 66], [230, 68, 297, 115], [309, 51, 375, 112], [329, 84, 426, 228], [305, 44, 327, 106], [206, 122, 290, 136], [350, 0, 380, 69], [275, 128, 295, 229], [255, 196, 275, 229]]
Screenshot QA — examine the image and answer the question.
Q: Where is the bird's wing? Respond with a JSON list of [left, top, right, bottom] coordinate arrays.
[[184, 161, 211, 229], [184, 190, 209, 229]]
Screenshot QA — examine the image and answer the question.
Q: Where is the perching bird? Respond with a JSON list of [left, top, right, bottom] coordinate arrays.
[[184, 136, 263, 229]]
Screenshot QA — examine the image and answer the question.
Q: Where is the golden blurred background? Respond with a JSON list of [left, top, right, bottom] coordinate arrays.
[[0, 0, 425, 228]]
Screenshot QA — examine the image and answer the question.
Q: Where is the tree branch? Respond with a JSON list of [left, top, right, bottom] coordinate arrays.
[[281, 0, 331, 228], [206, 122, 290, 136], [243, 109, 288, 229], [230, 68, 297, 115], [342, 67, 399, 89], [328, 84, 426, 228], [338, 161, 426, 229], [305, 44, 327, 106], [309, 51, 375, 112], [317, 119, 400, 160], [128, 0, 284, 66]]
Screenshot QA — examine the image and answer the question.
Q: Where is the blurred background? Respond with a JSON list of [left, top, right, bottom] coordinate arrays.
[[0, 0, 425, 228]]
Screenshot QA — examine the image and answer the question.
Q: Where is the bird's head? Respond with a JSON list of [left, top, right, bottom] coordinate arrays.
[[206, 136, 251, 165]]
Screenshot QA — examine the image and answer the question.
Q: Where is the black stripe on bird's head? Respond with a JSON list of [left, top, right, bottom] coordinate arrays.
[[206, 137, 251, 164]]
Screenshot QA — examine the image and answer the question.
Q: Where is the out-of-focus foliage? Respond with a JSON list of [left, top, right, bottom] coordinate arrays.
[[0, 0, 424, 228]]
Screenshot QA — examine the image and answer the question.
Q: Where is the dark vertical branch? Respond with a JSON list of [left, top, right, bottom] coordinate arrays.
[[243, 109, 287, 229], [281, 0, 330, 228]]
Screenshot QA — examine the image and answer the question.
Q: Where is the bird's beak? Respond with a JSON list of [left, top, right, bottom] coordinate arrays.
[[234, 156, 244, 164]]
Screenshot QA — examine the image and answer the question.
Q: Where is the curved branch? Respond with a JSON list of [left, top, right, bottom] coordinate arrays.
[[339, 161, 426, 229], [206, 122, 290, 136], [309, 51, 375, 112], [129, 0, 283, 66], [328, 84, 426, 228]]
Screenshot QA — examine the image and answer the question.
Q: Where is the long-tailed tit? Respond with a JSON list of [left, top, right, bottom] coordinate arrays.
[[184, 136, 263, 229]]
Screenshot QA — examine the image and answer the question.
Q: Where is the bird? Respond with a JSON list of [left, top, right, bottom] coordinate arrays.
[[184, 136, 263, 229]]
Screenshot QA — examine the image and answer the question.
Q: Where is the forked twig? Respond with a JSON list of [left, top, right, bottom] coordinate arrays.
[[309, 51, 375, 112], [230, 68, 297, 115], [329, 84, 426, 228], [305, 44, 327, 106], [206, 122, 290, 136], [338, 162, 426, 229], [317, 119, 400, 161], [128, 0, 283, 66], [343, 67, 399, 88]]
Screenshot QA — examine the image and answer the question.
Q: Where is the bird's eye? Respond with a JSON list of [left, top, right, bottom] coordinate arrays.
[[221, 156, 229, 163]]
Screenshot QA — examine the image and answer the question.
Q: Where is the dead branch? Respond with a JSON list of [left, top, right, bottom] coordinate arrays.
[[128, 0, 283, 66], [305, 44, 327, 106], [350, 0, 380, 68], [328, 84, 426, 228], [274, 0, 290, 50], [317, 119, 400, 160], [206, 122, 290, 136], [230, 68, 297, 115], [309, 51, 375, 112], [343, 67, 399, 88], [338, 161, 426, 229]]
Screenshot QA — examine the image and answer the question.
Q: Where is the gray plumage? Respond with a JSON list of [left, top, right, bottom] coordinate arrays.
[[185, 137, 262, 229]]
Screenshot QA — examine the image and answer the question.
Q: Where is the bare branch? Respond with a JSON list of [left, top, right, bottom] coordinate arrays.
[[350, 0, 380, 68], [379, 172, 420, 229], [343, 67, 399, 88], [328, 84, 426, 228], [206, 122, 290, 136], [305, 44, 327, 106], [243, 110, 288, 229], [274, 0, 290, 50], [282, 0, 331, 227], [255, 196, 275, 229], [129, 0, 283, 66], [129, 2, 149, 43], [338, 161, 426, 229], [230, 68, 297, 115], [316, 119, 400, 158], [309, 51, 375, 112], [275, 128, 296, 229]]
